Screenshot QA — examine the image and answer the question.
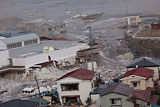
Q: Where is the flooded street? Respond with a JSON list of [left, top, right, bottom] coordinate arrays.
[[0, 0, 160, 103]]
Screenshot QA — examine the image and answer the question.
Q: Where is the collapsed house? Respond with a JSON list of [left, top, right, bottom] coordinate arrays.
[[82, 13, 103, 22]]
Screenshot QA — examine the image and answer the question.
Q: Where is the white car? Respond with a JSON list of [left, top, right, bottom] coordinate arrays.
[[22, 87, 35, 97]]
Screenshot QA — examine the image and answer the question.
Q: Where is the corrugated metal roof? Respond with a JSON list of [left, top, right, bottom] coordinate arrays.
[[9, 40, 86, 58], [100, 83, 133, 97], [127, 57, 160, 68], [1, 33, 39, 45], [0, 33, 10, 38]]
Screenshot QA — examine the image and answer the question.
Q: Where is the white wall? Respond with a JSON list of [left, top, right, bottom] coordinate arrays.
[[0, 40, 7, 50], [12, 57, 25, 67], [24, 53, 49, 68], [48, 43, 89, 60], [57, 77, 93, 105], [0, 50, 9, 67], [12, 53, 49, 68], [91, 94, 101, 106], [11, 43, 89, 68]]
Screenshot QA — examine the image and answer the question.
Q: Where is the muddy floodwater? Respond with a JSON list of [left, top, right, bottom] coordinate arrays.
[[0, 0, 160, 20]]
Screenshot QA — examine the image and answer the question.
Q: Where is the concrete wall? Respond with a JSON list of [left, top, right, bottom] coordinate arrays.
[[0, 40, 7, 50], [57, 77, 93, 105], [126, 35, 160, 59], [123, 16, 140, 25], [0, 50, 9, 67], [12, 57, 25, 67], [24, 53, 49, 68], [101, 93, 134, 107], [91, 94, 101, 106], [12, 53, 49, 68]]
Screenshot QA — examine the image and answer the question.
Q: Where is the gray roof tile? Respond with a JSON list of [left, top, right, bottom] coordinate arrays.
[[127, 57, 160, 68], [100, 83, 133, 96]]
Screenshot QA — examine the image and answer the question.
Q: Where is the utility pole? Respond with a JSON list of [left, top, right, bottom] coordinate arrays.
[[87, 26, 94, 71], [35, 75, 41, 107]]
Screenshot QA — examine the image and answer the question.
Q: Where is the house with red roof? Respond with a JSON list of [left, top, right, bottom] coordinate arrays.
[[100, 83, 160, 107], [127, 57, 160, 81], [120, 67, 154, 90], [130, 90, 160, 107], [56, 68, 96, 106]]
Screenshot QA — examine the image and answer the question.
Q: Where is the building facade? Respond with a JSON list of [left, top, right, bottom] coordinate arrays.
[[127, 57, 160, 81], [100, 83, 134, 107], [120, 67, 154, 90], [56, 68, 95, 106]]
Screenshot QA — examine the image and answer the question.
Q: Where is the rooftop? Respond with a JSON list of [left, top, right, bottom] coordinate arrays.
[[9, 40, 87, 58], [131, 90, 151, 102], [121, 67, 154, 79], [100, 83, 133, 97], [150, 95, 160, 105], [27, 97, 50, 105], [127, 57, 160, 68], [90, 88, 105, 95], [0, 99, 38, 107], [22, 87, 34, 92], [1, 33, 39, 45], [53, 36, 71, 41], [57, 68, 95, 81]]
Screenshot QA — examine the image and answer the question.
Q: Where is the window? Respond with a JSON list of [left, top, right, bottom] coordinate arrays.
[[110, 98, 122, 107], [24, 39, 38, 46], [48, 28, 52, 31], [7, 42, 22, 49], [132, 82, 140, 88], [61, 83, 79, 91], [62, 96, 80, 105]]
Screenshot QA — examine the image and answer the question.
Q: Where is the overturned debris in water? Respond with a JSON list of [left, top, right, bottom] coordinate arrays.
[[82, 13, 103, 22]]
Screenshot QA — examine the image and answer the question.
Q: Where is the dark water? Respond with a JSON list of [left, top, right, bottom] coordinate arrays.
[[0, 0, 160, 20]]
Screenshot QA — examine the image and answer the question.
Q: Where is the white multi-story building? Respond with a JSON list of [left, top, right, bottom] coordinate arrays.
[[0, 41, 9, 67], [56, 68, 96, 106]]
